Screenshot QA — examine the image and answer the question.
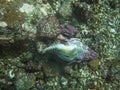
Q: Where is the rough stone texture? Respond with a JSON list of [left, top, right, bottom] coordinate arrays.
[[15, 72, 35, 90], [60, 24, 78, 38], [0, 0, 120, 90], [37, 15, 60, 39]]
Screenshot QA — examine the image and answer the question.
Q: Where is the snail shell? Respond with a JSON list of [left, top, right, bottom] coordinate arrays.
[[43, 38, 98, 62]]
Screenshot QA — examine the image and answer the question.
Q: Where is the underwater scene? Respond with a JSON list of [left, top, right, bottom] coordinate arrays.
[[0, 0, 120, 90]]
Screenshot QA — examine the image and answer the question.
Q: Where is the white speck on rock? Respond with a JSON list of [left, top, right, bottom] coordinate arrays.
[[0, 21, 7, 27], [7, 0, 13, 2], [19, 3, 35, 14], [8, 70, 15, 79], [110, 28, 116, 33], [40, 8, 48, 16]]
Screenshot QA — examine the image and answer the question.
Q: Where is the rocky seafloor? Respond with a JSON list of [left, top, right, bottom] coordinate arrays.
[[0, 0, 120, 90]]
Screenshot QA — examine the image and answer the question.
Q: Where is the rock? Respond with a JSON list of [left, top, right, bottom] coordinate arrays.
[[15, 72, 35, 90], [59, 24, 78, 38], [37, 15, 60, 39]]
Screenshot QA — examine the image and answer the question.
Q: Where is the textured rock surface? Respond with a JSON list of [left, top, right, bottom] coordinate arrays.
[[60, 24, 78, 38], [37, 15, 60, 38], [15, 72, 35, 90], [0, 0, 120, 90]]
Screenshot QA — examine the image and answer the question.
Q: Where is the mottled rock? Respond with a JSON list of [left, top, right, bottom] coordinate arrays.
[[42, 62, 59, 77], [37, 15, 60, 39], [60, 24, 78, 38], [15, 72, 35, 90], [58, 0, 72, 17], [88, 59, 100, 70]]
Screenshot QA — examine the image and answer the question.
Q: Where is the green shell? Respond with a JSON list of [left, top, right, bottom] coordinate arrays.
[[43, 38, 98, 62]]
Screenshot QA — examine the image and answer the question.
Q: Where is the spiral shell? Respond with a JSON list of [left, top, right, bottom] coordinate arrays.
[[43, 38, 98, 62]]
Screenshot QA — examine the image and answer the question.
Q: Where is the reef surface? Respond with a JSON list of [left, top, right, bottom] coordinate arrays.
[[0, 0, 120, 90]]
